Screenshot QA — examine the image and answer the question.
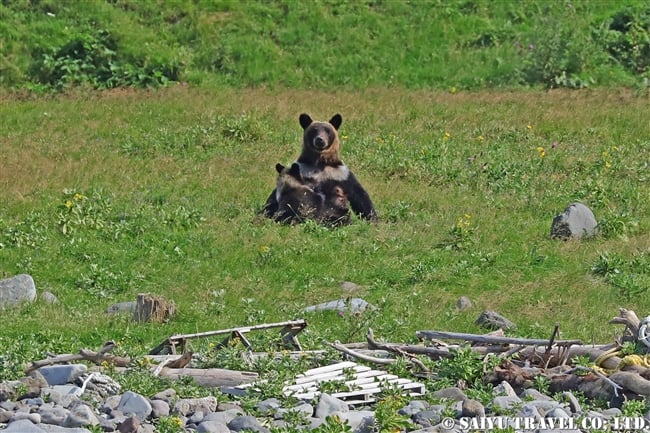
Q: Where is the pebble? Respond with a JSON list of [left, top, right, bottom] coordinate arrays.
[[0, 364, 637, 433]]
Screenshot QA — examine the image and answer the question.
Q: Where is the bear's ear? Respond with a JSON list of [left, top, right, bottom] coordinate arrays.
[[275, 163, 285, 174], [299, 113, 313, 130], [289, 163, 302, 179], [329, 114, 342, 130]]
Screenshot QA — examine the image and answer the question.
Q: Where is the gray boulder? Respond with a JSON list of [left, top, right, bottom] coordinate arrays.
[[476, 310, 516, 331], [551, 203, 598, 240], [40, 365, 88, 386], [0, 274, 37, 307], [116, 391, 152, 421]]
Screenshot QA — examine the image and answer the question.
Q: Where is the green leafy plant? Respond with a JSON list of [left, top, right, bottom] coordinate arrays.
[[312, 415, 353, 433], [155, 416, 185, 433], [621, 398, 648, 417]]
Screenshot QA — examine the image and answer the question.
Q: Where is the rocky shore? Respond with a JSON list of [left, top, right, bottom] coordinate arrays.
[[2, 362, 648, 433]]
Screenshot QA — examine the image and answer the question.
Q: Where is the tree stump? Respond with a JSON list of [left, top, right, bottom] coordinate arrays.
[[132, 294, 176, 323]]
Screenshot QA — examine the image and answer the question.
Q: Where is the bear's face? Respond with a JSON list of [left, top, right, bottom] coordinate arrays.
[[298, 113, 343, 165]]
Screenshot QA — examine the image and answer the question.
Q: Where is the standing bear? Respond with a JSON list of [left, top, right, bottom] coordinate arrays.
[[262, 113, 377, 224]]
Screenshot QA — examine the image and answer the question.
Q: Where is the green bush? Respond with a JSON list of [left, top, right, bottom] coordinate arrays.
[[28, 28, 180, 90], [597, 6, 650, 74]]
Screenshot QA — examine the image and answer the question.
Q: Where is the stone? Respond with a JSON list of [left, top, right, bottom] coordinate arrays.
[[40, 365, 88, 386], [198, 420, 231, 433], [116, 391, 152, 421], [118, 415, 139, 433], [432, 387, 467, 402], [412, 410, 441, 427], [105, 301, 137, 315], [493, 380, 517, 397], [550, 202, 598, 240], [520, 388, 554, 401], [227, 415, 271, 433], [40, 406, 69, 424], [9, 411, 41, 424], [150, 399, 170, 418], [41, 291, 59, 304], [43, 385, 82, 407], [303, 298, 375, 314], [545, 407, 571, 418], [399, 400, 429, 416], [315, 393, 349, 418], [63, 402, 99, 427], [0, 274, 37, 307], [256, 398, 281, 414], [151, 388, 176, 403], [518, 403, 542, 420], [561, 391, 582, 414], [340, 281, 361, 294], [172, 396, 218, 416], [492, 395, 522, 412], [475, 310, 516, 330], [1, 419, 47, 433], [202, 409, 241, 425], [335, 410, 375, 433], [461, 398, 485, 418], [456, 296, 472, 311]]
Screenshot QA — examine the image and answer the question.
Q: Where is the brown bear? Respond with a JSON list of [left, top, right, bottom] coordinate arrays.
[[271, 162, 350, 226], [262, 113, 377, 224]]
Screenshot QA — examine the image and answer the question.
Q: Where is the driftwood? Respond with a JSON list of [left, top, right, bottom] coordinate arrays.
[[609, 307, 642, 339], [416, 330, 583, 347], [157, 367, 258, 387], [26, 347, 131, 374]]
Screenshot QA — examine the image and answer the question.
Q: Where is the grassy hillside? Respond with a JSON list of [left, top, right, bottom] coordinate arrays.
[[2, 0, 650, 90], [1, 87, 650, 381]]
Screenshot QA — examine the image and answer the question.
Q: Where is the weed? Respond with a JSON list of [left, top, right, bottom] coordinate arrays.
[[312, 415, 353, 433], [621, 398, 648, 417], [532, 375, 550, 394], [435, 347, 493, 386], [155, 416, 185, 433]]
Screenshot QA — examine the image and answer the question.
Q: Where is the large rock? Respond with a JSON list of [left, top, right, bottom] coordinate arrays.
[[0, 274, 36, 307], [116, 391, 152, 421], [476, 310, 516, 331], [550, 203, 598, 240], [40, 365, 88, 386]]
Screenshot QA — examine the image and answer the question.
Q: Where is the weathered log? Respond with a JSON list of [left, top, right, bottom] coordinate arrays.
[[518, 344, 620, 370], [610, 371, 650, 396], [609, 307, 641, 338], [417, 330, 582, 347], [26, 350, 131, 374], [157, 367, 258, 387]]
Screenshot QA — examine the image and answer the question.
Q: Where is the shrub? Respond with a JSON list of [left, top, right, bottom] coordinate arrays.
[[27, 28, 180, 90], [596, 6, 650, 74]]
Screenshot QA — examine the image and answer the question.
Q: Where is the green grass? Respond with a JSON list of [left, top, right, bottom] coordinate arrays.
[[2, 0, 650, 90], [1, 87, 650, 381]]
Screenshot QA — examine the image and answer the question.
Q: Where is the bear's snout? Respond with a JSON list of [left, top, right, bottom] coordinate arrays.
[[313, 136, 327, 149]]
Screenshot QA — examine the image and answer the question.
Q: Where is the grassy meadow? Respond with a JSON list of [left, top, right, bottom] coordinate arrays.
[[2, 86, 650, 381], [2, 0, 650, 396]]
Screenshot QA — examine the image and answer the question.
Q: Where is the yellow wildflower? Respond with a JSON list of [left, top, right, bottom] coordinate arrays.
[[536, 146, 546, 158], [65, 200, 73, 209]]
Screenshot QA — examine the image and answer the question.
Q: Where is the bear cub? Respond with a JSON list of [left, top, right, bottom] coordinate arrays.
[[273, 162, 350, 226]]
